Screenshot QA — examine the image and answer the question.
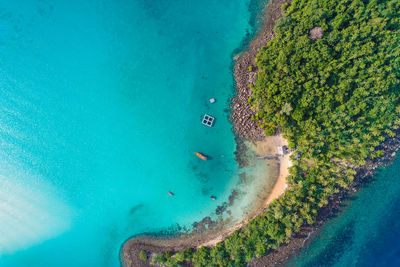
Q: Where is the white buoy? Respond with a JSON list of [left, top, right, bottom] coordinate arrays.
[[209, 98, 216, 103]]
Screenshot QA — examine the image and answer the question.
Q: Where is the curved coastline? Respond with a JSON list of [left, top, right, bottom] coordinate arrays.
[[121, 136, 290, 267], [121, 0, 400, 266], [250, 128, 400, 267], [120, 1, 290, 265]]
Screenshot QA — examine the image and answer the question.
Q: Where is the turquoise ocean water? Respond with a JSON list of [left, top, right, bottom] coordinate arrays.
[[289, 155, 400, 267], [0, 0, 267, 266]]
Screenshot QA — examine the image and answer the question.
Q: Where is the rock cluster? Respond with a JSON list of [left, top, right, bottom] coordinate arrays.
[[231, 0, 290, 142], [231, 62, 260, 140], [231, 56, 265, 141]]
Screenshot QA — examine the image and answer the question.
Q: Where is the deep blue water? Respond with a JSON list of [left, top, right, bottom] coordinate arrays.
[[0, 0, 268, 266], [289, 155, 400, 267]]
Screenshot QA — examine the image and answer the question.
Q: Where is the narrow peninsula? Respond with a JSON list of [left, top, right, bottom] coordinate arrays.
[[122, 0, 400, 266]]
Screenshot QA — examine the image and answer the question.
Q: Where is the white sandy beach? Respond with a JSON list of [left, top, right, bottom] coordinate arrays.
[[250, 135, 290, 205], [199, 135, 290, 248]]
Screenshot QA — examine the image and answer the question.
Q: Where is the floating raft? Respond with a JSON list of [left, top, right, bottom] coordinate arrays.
[[202, 114, 215, 127]]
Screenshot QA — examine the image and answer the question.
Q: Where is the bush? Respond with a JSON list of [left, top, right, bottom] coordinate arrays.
[[174, 251, 185, 262], [183, 248, 194, 260], [154, 253, 165, 264], [139, 250, 147, 261], [264, 126, 275, 136]]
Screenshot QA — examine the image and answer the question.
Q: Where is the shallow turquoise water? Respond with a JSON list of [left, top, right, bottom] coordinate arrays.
[[288, 155, 400, 267], [0, 0, 267, 266]]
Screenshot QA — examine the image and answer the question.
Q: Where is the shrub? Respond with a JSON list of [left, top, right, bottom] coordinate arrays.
[[139, 250, 147, 261], [264, 126, 275, 136], [281, 3, 289, 11]]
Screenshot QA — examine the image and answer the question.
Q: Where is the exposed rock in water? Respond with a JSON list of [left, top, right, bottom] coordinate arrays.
[[215, 202, 228, 215], [192, 216, 217, 233], [234, 135, 250, 168], [229, 190, 239, 206], [231, 0, 291, 142]]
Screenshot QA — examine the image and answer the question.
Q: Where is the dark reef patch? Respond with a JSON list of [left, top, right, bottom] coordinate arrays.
[[129, 203, 145, 216]]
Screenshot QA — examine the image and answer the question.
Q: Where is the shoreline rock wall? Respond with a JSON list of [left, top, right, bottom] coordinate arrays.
[[121, 1, 291, 266], [231, 0, 290, 142]]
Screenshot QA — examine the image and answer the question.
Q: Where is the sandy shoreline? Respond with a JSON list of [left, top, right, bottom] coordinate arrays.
[[122, 0, 400, 265], [266, 154, 289, 205], [249, 129, 400, 266], [250, 136, 290, 206], [121, 135, 291, 266], [121, 0, 290, 266]]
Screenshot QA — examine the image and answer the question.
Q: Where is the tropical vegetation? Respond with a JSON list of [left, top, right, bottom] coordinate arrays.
[[152, 0, 400, 265]]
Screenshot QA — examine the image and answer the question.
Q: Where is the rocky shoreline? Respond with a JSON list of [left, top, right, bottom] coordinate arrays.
[[231, 0, 290, 142], [121, 0, 291, 266], [232, 0, 400, 265], [231, 0, 400, 265], [122, 0, 400, 265]]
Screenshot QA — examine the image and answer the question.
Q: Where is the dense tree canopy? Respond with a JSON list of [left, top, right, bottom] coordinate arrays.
[[154, 0, 400, 266], [251, 0, 400, 165]]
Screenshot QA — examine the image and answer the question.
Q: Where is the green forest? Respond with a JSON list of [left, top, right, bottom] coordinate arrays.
[[152, 0, 400, 265]]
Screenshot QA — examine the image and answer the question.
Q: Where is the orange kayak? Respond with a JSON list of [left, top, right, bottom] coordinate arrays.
[[195, 152, 207, 160]]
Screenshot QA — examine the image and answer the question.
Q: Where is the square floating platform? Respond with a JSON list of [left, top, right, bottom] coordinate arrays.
[[202, 114, 215, 127]]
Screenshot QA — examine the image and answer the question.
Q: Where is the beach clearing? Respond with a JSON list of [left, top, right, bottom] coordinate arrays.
[[250, 135, 290, 205]]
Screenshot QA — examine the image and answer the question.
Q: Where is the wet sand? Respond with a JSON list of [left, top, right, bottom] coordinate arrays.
[[250, 136, 290, 205], [266, 153, 290, 205], [121, 0, 290, 265], [250, 129, 400, 266], [121, 135, 290, 267], [120, 0, 400, 265]]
